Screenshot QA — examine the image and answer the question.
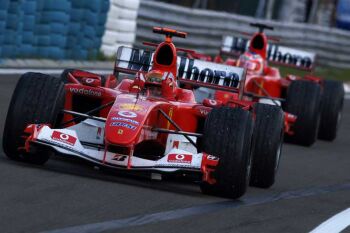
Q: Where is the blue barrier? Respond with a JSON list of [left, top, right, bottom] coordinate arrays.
[[0, 0, 110, 59]]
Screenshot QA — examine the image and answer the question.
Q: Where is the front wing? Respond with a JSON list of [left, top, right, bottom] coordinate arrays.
[[28, 123, 206, 173]]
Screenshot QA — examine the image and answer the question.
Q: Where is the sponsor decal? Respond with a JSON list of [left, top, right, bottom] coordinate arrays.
[[96, 127, 102, 139], [207, 155, 219, 161], [126, 48, 152, 72], [172, 141, 179, 149], [51, 131, 77, 146], [111, 117, 139, 125], [110, 122, 136, 130], [118, 111, 137, 118], [41, 138, 83, 154], [156, 163, 197, 168], [112, 154, 127, 161], [115, 47, 244, 89], [209, 99, 217, 105], [167, 153, 192, 164], [177, 57, 241, 88], [85, 78, 94, 83], [119, 103, 143, 111], [222, 36, 315, 69], [69, 87, 102, 97], [198, 108, 210, 116]]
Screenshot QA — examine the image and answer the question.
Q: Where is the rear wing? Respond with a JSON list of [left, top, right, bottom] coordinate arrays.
[[114, 46, 246, 96], [221, 35, 316, 71]]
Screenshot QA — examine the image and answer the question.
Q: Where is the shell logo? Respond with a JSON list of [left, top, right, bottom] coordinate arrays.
[[119, 104, 143, 111]]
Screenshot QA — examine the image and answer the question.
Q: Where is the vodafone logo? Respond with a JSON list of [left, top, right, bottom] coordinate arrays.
[[118, 111, 137, 118], [85, 78, 94, 83], [60, 134, 69, 140], [167, 154, 192, 164], [209, 99, 217, 105], [51, 131, 77, 146], [69, 87, 102, 97], [175, 154, 185, 160]]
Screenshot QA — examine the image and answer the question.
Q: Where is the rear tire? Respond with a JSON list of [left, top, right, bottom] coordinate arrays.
[[318, 80, 344, 141], [284, 80, 321, 146], [2, 72, 65, 164], [250, 103, 284, 188], [200, 107, 254, 199]]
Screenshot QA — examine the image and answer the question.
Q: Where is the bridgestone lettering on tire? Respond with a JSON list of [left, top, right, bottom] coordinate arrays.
[[284, 80, 321, 146], [318, 80, 344, 141], [200, 107, 254, 199], [250, 103, 284, 188], [3, 72, 65, 164]]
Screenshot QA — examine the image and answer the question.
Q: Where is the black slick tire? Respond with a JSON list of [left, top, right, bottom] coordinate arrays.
[[318, 80, 344, 141], [3, 72, 65, 164], [284, 80, 321, 146], [200, 107, 254, 199], [250, 103, 284, 188]]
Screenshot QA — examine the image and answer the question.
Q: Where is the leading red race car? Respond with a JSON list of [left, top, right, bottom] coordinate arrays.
[[3, 27, 284, 199], [209, 23, 344, 146]]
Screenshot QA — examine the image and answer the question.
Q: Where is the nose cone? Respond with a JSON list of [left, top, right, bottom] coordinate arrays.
[[105, 95, 157, 146]]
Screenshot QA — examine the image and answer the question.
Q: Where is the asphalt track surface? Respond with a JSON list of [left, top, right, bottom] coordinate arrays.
[[0, 74, 349, 233]]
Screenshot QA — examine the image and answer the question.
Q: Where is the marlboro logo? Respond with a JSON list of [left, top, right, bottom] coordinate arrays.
[[115, 46, 245, 88]]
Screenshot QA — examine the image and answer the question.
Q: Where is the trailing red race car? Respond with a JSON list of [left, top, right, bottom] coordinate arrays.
[[208, 23, 344, 146], [3, 27, 284, 199]]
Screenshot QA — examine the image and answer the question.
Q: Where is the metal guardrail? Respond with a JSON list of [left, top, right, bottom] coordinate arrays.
[[135, 0, 350, 69]]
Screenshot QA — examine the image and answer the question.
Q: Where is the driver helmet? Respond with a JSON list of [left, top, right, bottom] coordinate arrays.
[[145, 70, 177, 99], [144, 70, 164, 97], [237, 52, 264, 75]]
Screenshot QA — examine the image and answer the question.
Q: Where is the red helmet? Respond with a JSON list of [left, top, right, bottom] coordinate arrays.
[[237, 52, 264, 75], [143, 70, 177, 99]]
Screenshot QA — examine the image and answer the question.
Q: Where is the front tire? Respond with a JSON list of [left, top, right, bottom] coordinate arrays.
[[3, 72, 65, 164], [200, 107, 254, 199], [250, 103, 284, 188]]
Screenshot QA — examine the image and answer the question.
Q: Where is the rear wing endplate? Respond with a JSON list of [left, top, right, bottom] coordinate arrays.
[[221, 35, 316, 71]]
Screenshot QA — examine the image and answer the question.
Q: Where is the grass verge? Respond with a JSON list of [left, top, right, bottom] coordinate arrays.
[[277, 65, 350, 82]]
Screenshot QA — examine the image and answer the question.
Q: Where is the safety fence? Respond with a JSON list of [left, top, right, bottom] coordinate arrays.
[[0, 0, 109, 59]]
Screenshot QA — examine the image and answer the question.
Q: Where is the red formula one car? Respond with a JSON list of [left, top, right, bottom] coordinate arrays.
[[3, 27, 284, 199], [210, 23, 345, 146]]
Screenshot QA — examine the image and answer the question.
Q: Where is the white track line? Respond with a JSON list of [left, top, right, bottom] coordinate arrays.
[[0, 68, 111, 75], [309, 208, 350, 233]]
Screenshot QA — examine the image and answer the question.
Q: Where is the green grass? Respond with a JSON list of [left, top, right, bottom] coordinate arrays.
[[277, 65, 350, 82]]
